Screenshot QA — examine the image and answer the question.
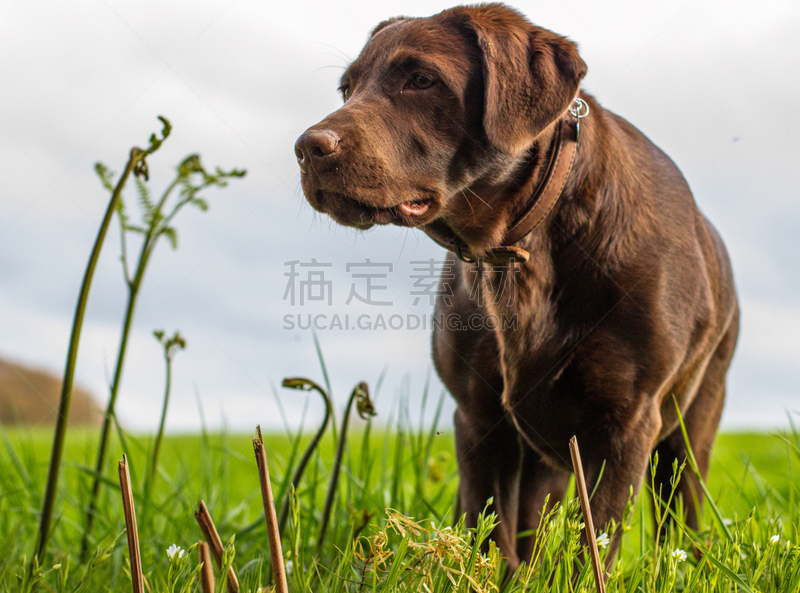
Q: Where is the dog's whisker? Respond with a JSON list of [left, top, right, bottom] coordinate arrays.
[[459, 189, 477, 222], [464, 186, 492, 210]]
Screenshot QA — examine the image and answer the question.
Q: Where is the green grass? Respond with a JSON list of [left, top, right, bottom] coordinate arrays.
[[1, 414, 799, 592]]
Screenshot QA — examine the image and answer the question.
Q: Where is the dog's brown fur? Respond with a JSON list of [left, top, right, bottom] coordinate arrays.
[[295, 3, 738, 569]]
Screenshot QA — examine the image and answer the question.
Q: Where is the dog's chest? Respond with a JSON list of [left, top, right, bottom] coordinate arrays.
[[475, 264, 640, 453]]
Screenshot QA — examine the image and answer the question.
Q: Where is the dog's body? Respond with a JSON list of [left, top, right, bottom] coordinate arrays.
[[295, 3, 738, 568]]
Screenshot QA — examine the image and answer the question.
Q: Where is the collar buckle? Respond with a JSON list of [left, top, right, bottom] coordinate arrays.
[[568, 96, 590, 143]]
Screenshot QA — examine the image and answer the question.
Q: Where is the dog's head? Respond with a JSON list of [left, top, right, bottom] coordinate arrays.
[[295, 3, 586, 231]]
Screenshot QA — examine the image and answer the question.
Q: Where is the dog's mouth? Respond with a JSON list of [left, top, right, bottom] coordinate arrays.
[[314, 190, 434, 229], [396, 199, 431, 217]]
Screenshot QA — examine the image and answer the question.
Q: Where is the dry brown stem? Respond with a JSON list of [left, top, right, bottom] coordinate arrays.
[[254, 426, 289, 593], [194, 500, 240, 593], [198, 541, 215, 593], [569, 436, 606, 593], [118, 454, 144, 593]]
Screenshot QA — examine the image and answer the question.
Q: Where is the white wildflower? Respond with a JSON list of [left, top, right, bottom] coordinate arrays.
[[671, 548, 687, 562], [596, 533, 610, 548], [770, 535, 780, 544], [285, 560, 293, 575], [167, 544, 185, 560]]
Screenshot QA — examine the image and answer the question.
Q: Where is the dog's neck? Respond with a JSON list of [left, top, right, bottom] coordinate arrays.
[[424, 115, 571, 262], [450, 96, 658, 338], [445, 118, 584, 368]]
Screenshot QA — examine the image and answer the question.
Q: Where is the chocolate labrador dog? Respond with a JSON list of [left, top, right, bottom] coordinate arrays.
[[295, 3, 738, 569]]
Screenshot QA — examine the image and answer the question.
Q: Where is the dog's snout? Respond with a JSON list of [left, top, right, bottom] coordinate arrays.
[[295, 130, 340, 171]]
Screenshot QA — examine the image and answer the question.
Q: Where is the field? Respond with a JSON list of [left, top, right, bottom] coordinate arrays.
[[1, 406, 799, 592]]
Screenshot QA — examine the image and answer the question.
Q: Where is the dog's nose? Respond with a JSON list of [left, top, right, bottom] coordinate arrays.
[[295, 130, 340, 171]]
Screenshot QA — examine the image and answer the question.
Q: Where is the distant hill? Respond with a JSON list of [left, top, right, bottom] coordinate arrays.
[[0, 358, 101, 426]]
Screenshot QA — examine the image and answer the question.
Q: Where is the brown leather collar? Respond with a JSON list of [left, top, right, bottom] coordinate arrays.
[[425, 116, 579, 265]]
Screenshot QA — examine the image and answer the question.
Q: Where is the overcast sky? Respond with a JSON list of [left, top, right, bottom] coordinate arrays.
[[1, 0, 798, 436]]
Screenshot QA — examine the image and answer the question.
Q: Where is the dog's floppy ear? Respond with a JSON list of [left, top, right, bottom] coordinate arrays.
[[456, 5, 587, 154]]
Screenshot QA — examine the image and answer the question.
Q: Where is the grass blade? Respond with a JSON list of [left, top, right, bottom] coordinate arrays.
[[673, 398, 733, 541]]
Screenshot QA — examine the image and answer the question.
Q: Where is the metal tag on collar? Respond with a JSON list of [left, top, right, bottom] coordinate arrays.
[[568, 97, 590, 143]]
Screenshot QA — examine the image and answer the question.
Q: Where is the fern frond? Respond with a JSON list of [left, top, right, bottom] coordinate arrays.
[[123, 224, 148, 235], [178, 154, 202, 178], [190, 197, 209, 212], [135, 177, 155, 221], [219, 167, 247, 179], [115, 195, 129, 227], [162, 227, 178, 250], [95, 162, 115, 191]]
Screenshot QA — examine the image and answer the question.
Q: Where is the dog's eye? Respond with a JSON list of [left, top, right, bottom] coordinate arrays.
[[408, 73, 435, 90], [338, 84, 351, 101]]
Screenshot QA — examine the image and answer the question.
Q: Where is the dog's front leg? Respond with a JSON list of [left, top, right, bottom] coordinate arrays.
[[433, 262, 526, 570], [515, 445, 570, 565], [454, 407, 523, 570], [571, 410, 660, 565]]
